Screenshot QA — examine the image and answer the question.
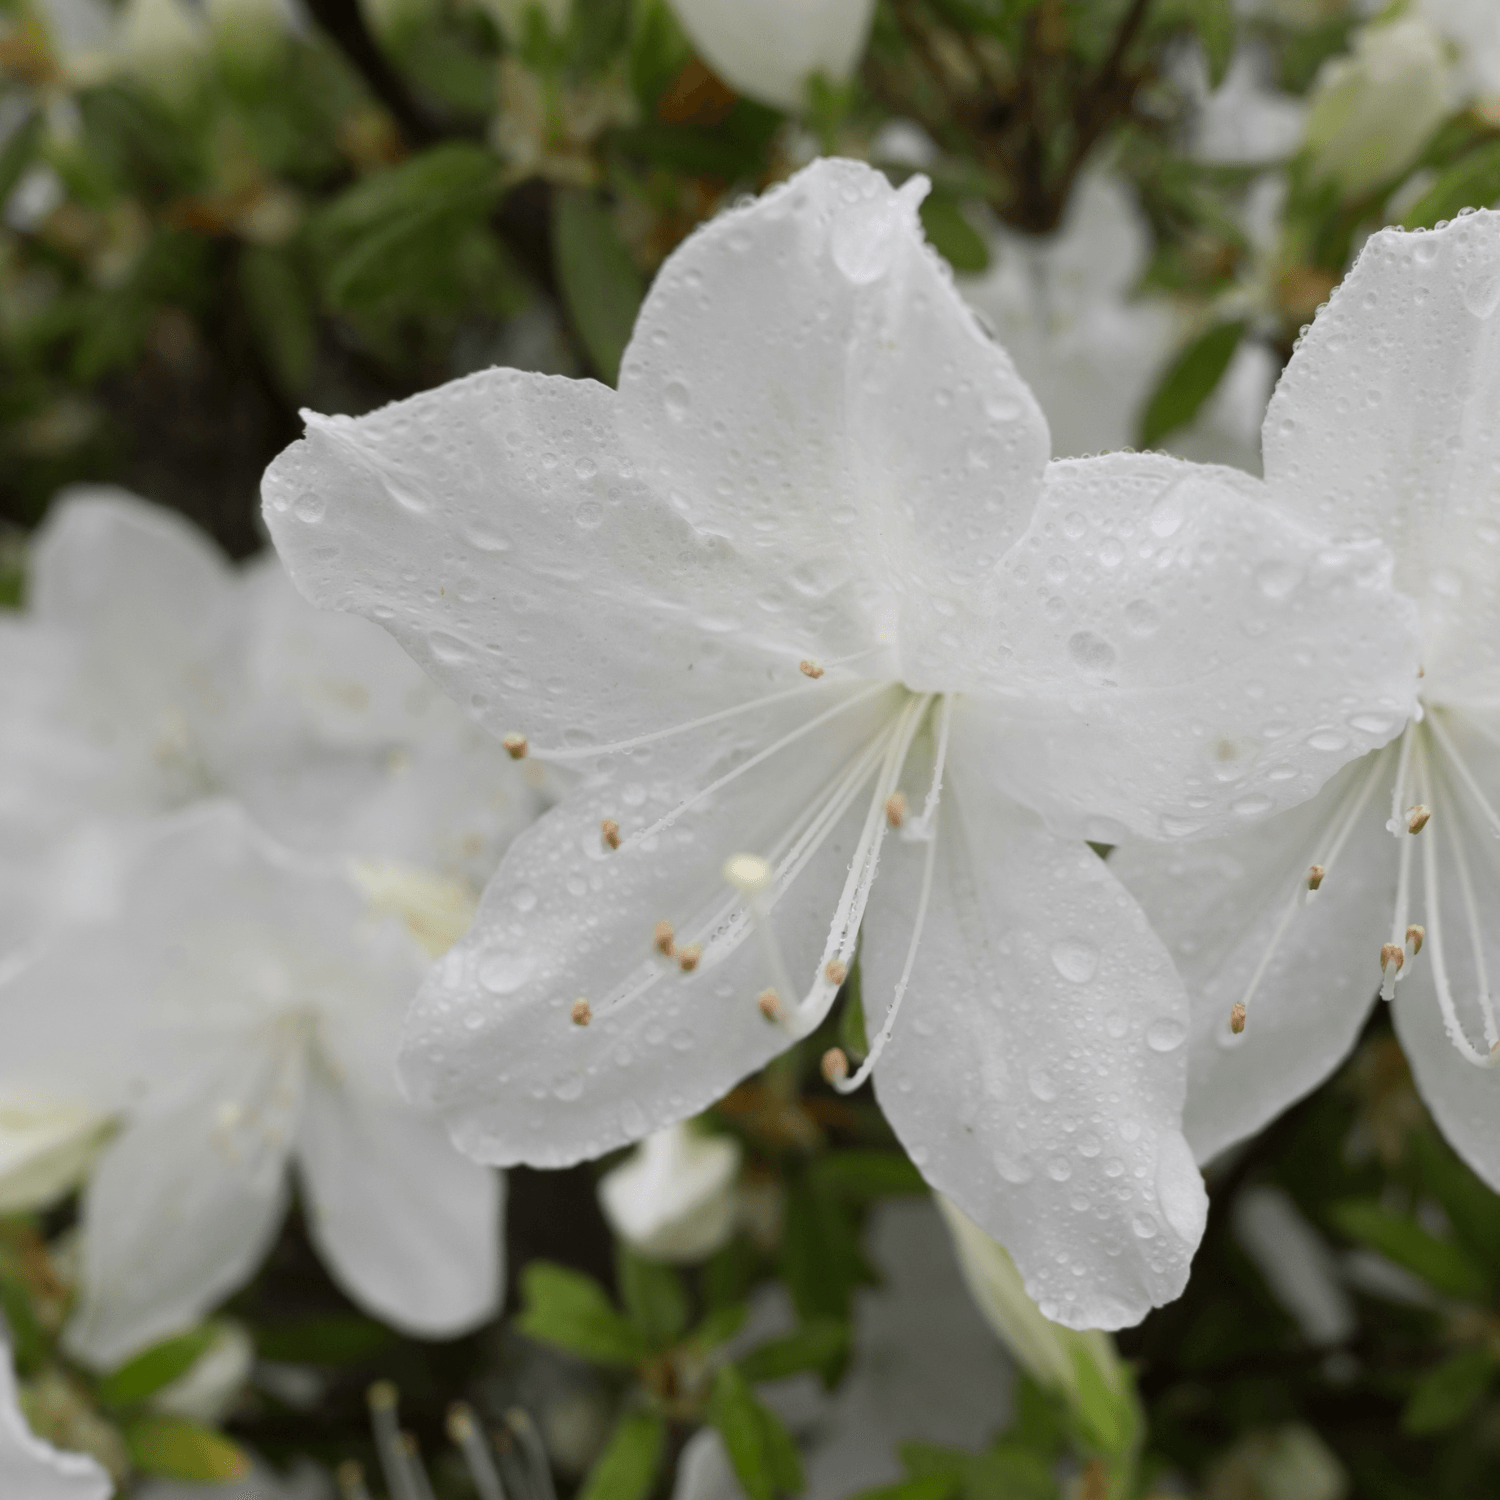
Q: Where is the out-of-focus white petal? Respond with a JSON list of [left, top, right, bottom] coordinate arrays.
[[670, 1429, 745, 1500], [1419, 0, 1500, 101], [1233, 1185, 1356, 1346], [0, 1340, 113, 1500], [666, 0, 874, 112], [862, 727, 1207, 1330], [148, 1322, 255, 1424], [1190, 45, 1307, 165], [295, 1077, 503, 1337], [971, 452, 1419, 844], [0, 1103, 113, 1214], [598, 1122, 741, 1262], [1112, 757, 1395, 1164]]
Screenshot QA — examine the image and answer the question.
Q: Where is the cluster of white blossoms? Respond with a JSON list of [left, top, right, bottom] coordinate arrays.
[[0, 490, 546, 1374], [263, 155, 1435, 1332]]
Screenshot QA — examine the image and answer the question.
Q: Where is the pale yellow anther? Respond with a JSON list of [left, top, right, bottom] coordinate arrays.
[[502, 732, 528, 760], [1407, 804, 1431, 834], [824, 958, 847, 986], [799, 659, 825, 679], [570, 998, 592, 1027], [1381, 941, 1405, 974], [1307, 864, 1325, 892], [723, 852, 773, 894], [446, 1404, 475, 1443], [1406, 924, 1425, 956], [653, 920, 676, 956], [601, 817, 621, 851], [1229, 1002, 1246, 1035], [885, 792, 907, 828], [676, 942, 703, 973], [756, 988, 781, 1022], [367, 1381, 398, 1411], [821, 1047, 849, 1085]]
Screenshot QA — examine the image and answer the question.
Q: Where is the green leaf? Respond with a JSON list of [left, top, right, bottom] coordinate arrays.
[[1329, 1199, 1490, 1302], [123, 1416, 250, 1482], [1139, 320, 1245, 448], [517, 1262, 650, 1366], [1066, 1342, 1137, 1458], [847, 1480, 958, 1500], [0, 111, 42, 208], [1194, 0, 1234, 85], [577, 1411, 666, 1500], [1407, 1131, 1500, 1265], [628, 0, 692, 109], [810, 1151, 927, 1201], [919, 191, 989, 275], [617, 1245, 689, 1347], [252, 1313, 394, 1366], [1401, 140, 1500, 230], [899, 1441, 1055, 1500], [838, 961, 868, 1061], [686, 1301, 749, 1351], [780, 1176, 872, 1326], [737, 1317, 849, 1382], [238, 244, 316, 395], [552, 189, 646, 385], [710, 1364, 805, 1500], [98, 1326, 219, 1408], [1403, 1346, 1496, 1434]]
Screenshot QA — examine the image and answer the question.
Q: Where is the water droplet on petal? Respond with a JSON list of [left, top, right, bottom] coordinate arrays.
[[1051, 939, 1099, 983], [1146, 1018, 1186, 1052]]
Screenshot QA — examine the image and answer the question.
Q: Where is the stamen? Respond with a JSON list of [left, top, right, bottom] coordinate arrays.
[[824, 959, 847, 986], [601, 818, 621, 850], [723, 853, 773, 895], [908, 694, 954, 839], [503, 733, 528, 760], [337, 1462, 374, 1500], [1426, 711, 1500, 841], [1406, 925, 1425, 956], [821, 1047, 849, 1084], [676, 943, 702, 972], [402, 1435, 438, 1500], [1406, 804, 1431, 834], [1306, 864, 1325, 893], [885, 792, 907, 827], [570, 998, 591, 1027], [653, 921, 675, 955], [1386, 721, 1416, 836], [367, 1383, 424, 1500], [1229, 1001, 1247, 1034], [627, 682, 893, 848], [448, 1404, 507, 1500], [1384, 769, 1419, 996], [800, 659, 825, 679], [757, 989, 781, 1022]]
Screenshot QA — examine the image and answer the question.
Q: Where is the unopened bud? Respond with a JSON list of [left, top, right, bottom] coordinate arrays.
[[1407, 804, 1431, 834], [570, 998, 592, 1027], [677, 942, 703, 972], [885, 792, 907, 827], [824, 958, 847, 986], [1381, 941, 1404, 974], [601, 818, 621, 850], [503, 732, 528, 759], [1307, 864, 1325, 891], [1406, 924, 1425, 956], [821, 1047, 849, 1084], [799, 659, 824, 679], [756, 988, 781, 1022], [1229, 1001, 1246, 1035], [653, 920, 675, 955]]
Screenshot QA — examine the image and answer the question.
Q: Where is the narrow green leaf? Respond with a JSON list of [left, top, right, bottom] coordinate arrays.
[[1066, 1341, 1137, 1458], [98, 1327, 219, 1408], [239, 244, 316, 395], [846, 1479, 958, 1500], [1401, 140, 1500, 230], [810, 1151, 927, 1201], [899, 1441, 1056, 1500], [780, 1177, 871, 1325], [617, 1246, 689, 1347], [1139, 320, 1246, 448], [737, 1318, 849, 1383], [123, 1415, 250, 1482], [517, 1262, 650, 1366], [687, 1301, 749, 1352], [552, 188, 646, 385], [252, 1312, 394, 1366], [1402, 1346, 1496, 1434], [577, 1411, 666, 1500], [1329, 1199, 1490, 1303], [710, 1364, 803, 1500], [919, 191, 990, 274], [1195, 0, 1235, 86]]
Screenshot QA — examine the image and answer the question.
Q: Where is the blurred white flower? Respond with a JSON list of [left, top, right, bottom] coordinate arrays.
[[1304, 17, 1449, 200], [1114, 209, 1500, 1181], [666, 0, 875, 112], [1417, 0, 1500, 104], [133, 1457, 332, 1500], [116, 0, 209, 97], [0, 803, 504, 1367], [265, 156, 1421, 1329], [0, 1338, 112, 1499], [597, 1121, 741, 1262], [1233, 1186, 1356, 1347], [148, 1321, 256, 1424], [1187, 45, 1307, 167]]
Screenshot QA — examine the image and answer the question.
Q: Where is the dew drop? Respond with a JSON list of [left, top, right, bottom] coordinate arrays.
[[1148, 484, 1186, 538], [478, 950, 533, 995], [1307, 728, 1350, 752], [663, 381, 691, 422], [1146, 1018, 1186, 1052], [1051, 938, 1099, 984], [294, 492, 325, 523], [1067, 631, 1116, 674]]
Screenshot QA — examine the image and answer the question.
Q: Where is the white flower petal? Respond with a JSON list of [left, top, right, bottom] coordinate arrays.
[[399, 688, 902, 1165], [64, 1036, 297, 1369], [618, 158, 1049, 606], [861, 723, 1206, 1330], [666, 0, 875, 112], [1112, 756, 1395, 1165], [0, 1339, 112, 1499], [969, 451, 1419, 843], [296, 1076, 502, 1336], [597, 1122, 741, 1262], [1264, 209, 1500, 709]]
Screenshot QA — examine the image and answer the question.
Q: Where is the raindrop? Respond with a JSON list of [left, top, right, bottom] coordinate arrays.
[[1145, 1018, 1186, 1052], [478, 950, 533, 994], [1051, 939, 1099, 984], [1067, 631, 1116, 674], [663, 382, 691, 422], [294, 492, 325, 523]]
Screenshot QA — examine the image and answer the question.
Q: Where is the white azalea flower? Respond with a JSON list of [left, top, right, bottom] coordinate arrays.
[[1186, 45, 1307, 167], [0, 803, 502, 1367], [1417, 0, 1500, 104], [1113, 209, 1500, 1179], [263, 158, 1418, 1328], [0, 487, 541, 964], [665, 0, 874, 113], [597, 1121, 741, 1262], [0, 1338, 112, 1499]]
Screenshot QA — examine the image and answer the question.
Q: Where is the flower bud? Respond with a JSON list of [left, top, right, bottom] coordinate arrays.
[[597, 1121, 742, 1263]]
